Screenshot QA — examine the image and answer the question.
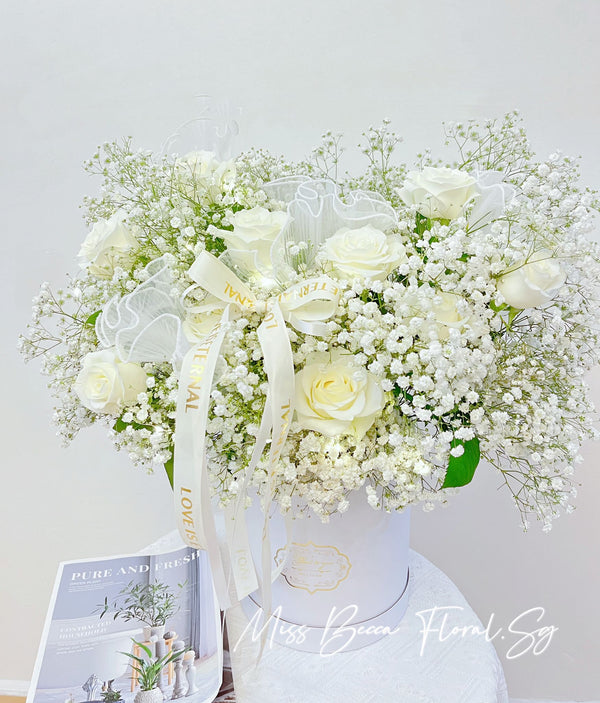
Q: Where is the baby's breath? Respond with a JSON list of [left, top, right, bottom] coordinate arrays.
[[20, 114, 600, 529]]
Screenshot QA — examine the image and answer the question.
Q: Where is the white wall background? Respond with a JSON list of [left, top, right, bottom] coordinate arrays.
[[1, 0, 599, 698]]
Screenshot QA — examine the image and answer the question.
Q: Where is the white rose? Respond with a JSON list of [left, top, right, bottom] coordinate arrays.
[[177, 150, 236, 197], [497, 250, 566, 309], [323, 226, 407, 281], [78, 211, 138, 279], [428, 292, 470, 341], [295, 351, 385, 438], [182, 296, 227, 342], [74, 348, 146, 415], [221, 207, 287, 274], [398, 167, 478, 220]]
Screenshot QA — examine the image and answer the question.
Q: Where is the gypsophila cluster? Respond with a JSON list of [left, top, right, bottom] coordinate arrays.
[[20, 112, 600, 529]]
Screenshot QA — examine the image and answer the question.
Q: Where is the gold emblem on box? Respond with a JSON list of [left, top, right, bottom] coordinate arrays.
[[275, 541, 352, 594]]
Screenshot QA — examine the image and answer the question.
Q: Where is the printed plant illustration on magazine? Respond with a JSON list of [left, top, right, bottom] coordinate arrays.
[[27, 547, 224, 703]]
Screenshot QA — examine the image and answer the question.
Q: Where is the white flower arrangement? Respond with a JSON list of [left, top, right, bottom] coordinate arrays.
[[20, 113, 600, 530]]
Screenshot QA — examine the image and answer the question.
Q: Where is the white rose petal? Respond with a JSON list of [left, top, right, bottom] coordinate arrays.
[[78, 211, 138, 279], [429, 292, 470, 340], [221, 206, 287, 274], [74, 348, 147, 415], [177, 150, 236, 198], [404, 292, 470, 341], [295, 350, 385, 438], [398, 167, 478, 220], [323, 225, 407, 281], [182, 296, 227, 342], [497, 250, 566, 309]]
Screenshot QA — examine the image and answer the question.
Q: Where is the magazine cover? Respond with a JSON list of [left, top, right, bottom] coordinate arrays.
[[27, 546, 224, 703]]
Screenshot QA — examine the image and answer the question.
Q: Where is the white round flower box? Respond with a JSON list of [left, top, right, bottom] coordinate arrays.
[[244, 492, 411, 653]]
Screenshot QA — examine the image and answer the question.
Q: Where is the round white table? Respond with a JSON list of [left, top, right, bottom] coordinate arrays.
[[226, 550, 510, 703]]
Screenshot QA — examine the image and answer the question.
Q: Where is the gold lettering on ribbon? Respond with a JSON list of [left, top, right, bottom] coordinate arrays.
[[186, 388, 200, 407], [224, 281, 252, 308], [277, 279, 339, 306], [263, 310, 279, 330], [179, 487, 201, 548], [185, 323, 223, 412]]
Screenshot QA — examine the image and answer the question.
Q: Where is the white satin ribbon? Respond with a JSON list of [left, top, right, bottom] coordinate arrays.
[[174, 250, 340, 611], [94, 176, 390, 616], [174, 308, 233, 607], [256, 301, 294, 649], [187, 250, 340, 336]]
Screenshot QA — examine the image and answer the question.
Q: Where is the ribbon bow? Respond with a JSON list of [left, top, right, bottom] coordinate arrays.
[[188, 250, 340, 336], [174, 250, 340, 612]]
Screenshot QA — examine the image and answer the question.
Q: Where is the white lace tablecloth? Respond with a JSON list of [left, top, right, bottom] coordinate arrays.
[[227, 550, 509, 703], [142, 534, 508, 702]]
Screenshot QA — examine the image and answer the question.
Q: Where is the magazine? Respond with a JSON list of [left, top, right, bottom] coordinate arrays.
[[27, 545, 235, 703]]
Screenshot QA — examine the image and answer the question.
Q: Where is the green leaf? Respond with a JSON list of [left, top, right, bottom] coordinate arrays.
[[507, 307, 520, 327], [85, 311, 102, 327], [134, 639, 153, 657], [392, 385, 413, 403], [489, 300, 507, 313], [164, 454, 174, 489], [113, 418, 153, 433], [442, 437, 480, 488], [415, 213, 432, 235], [118, 651, 145, 666], [113, 418, 128, 433]]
